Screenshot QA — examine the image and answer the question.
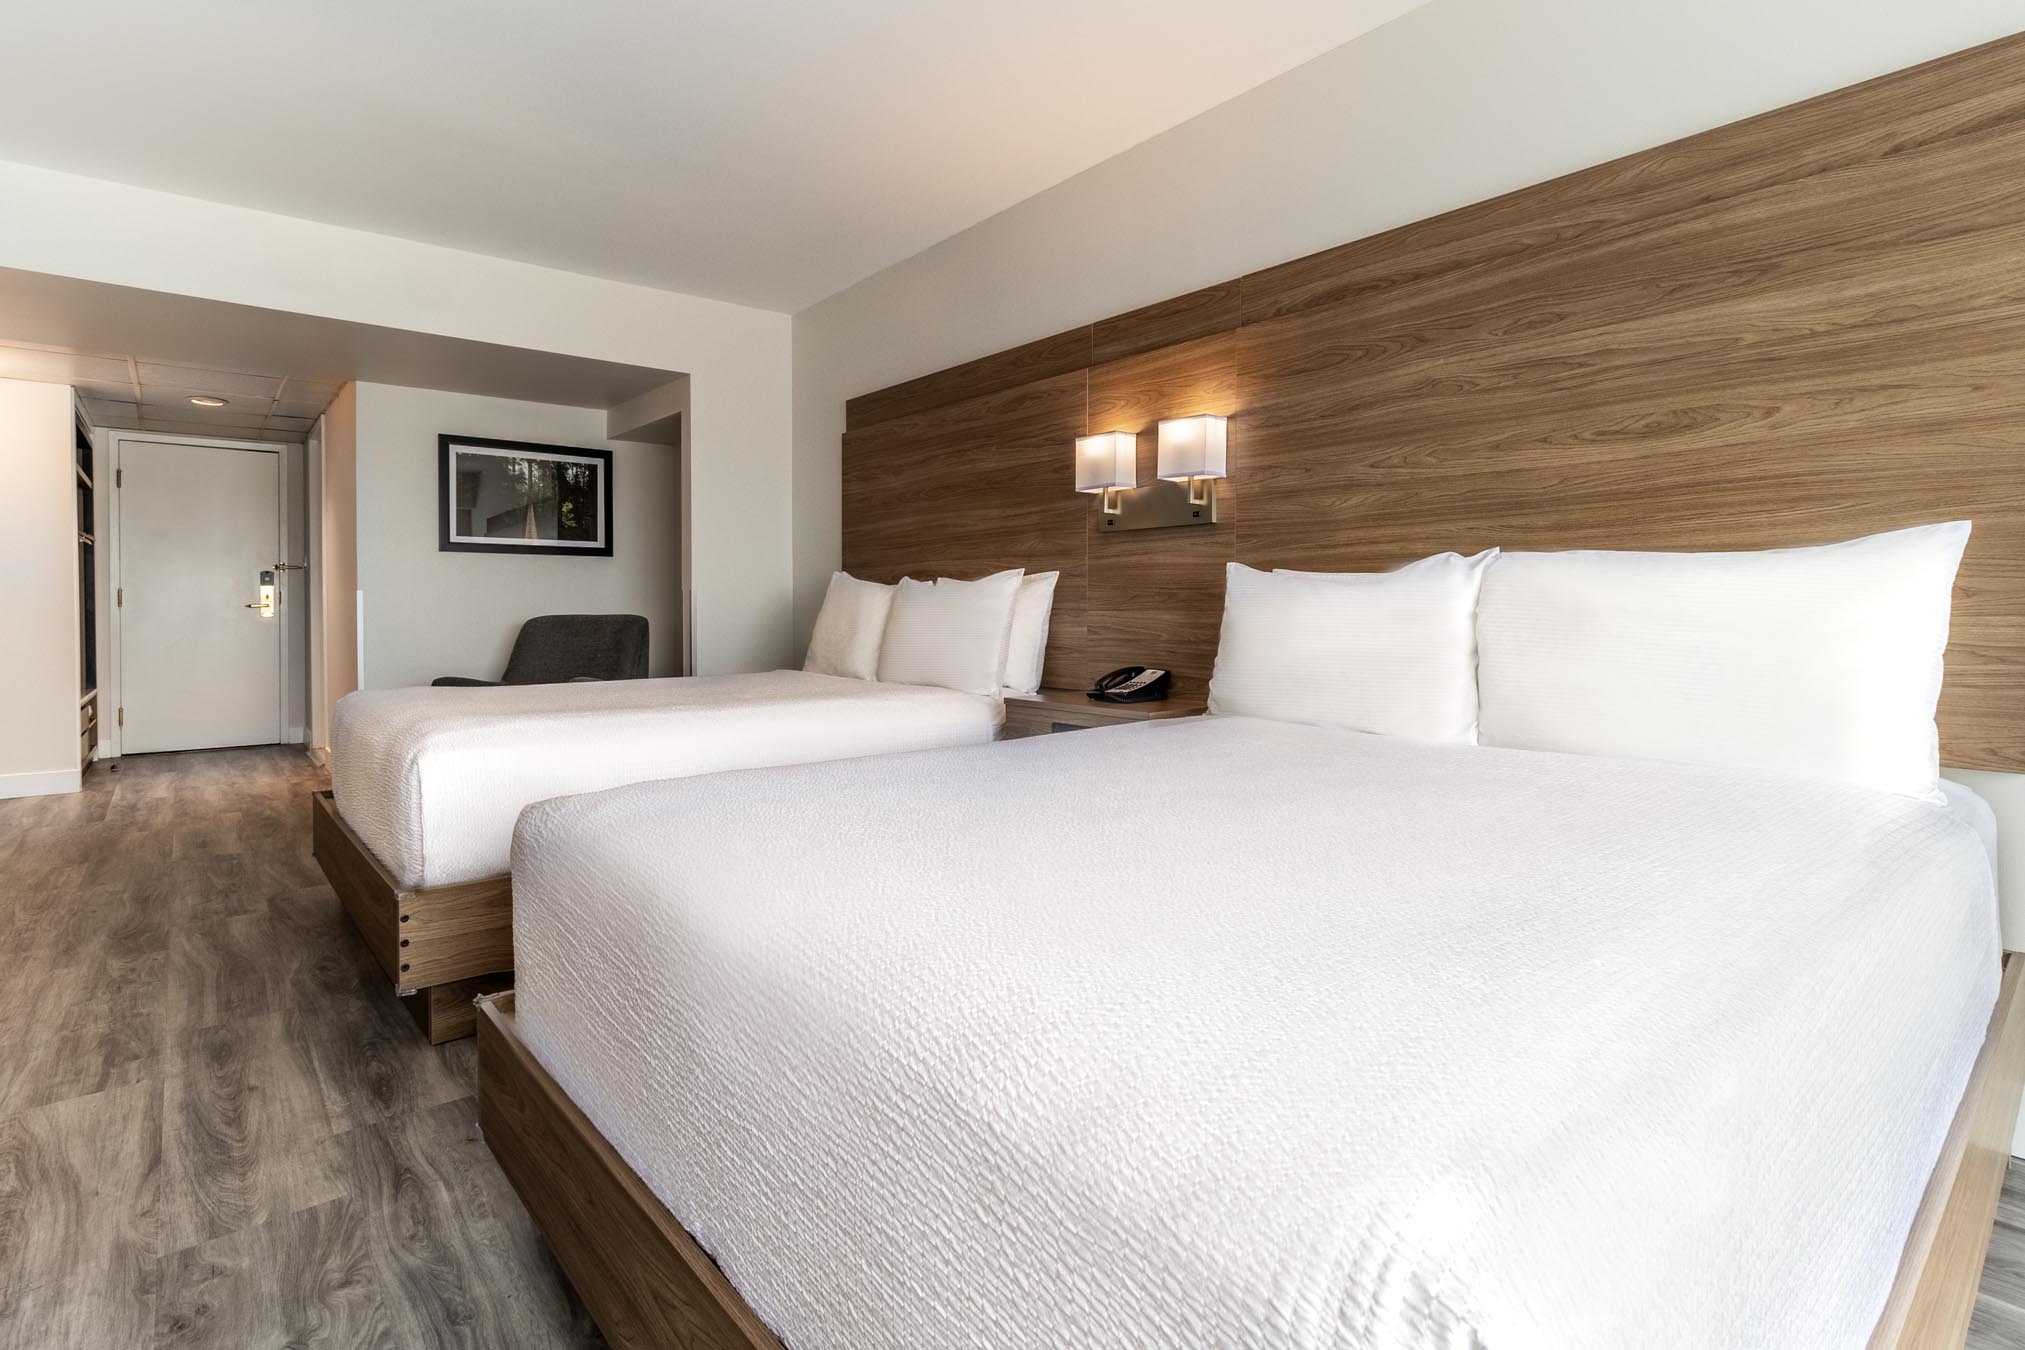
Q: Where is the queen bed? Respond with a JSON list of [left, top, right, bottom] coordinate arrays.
[[477, 518, 2025, 1349], [312, 565, 1053, 1040], [484, 715, 2016, 1349], [313, 672, 1000, 1039]]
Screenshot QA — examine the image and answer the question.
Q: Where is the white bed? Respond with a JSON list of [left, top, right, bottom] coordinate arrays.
[[510, 714, 2000, 1350], [329, 669, 1001, 889]]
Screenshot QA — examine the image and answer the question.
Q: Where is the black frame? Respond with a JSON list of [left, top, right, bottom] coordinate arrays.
[[437, 434, 614, 557]]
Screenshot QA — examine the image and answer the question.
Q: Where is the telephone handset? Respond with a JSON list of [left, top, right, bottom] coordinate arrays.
[[1088, 666, 1171, 704]]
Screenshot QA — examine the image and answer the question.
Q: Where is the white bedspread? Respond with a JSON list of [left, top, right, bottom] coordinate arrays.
[[511, 716, 2000, 1350], [329, 670, 999, 888]]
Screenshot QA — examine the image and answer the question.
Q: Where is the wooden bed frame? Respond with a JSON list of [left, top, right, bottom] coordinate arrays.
[[310, 790, 515, 1043], [479, 957, 2025, 1350]]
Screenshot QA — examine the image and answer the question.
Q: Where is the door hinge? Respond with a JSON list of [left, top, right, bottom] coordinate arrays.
[[117, 707, 123, 726], [116, 587, 123, 607], [115, 468, 122, 488]]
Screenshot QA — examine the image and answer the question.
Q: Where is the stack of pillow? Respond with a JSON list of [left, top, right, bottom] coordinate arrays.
[[1206, 520, 1971, 801], [803, 567, 1059, 698]]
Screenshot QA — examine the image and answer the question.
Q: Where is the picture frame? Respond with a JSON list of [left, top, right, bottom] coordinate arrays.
[[437, 434, 613, 557]]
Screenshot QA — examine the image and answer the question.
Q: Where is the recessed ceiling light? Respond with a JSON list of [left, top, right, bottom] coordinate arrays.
[[188, 395, 227, 408]]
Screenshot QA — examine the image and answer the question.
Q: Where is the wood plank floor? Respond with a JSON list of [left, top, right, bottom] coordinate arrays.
[[0, 747, 604, 1349], [1971, 1164, 2025, 1347], [3, 745, 2024, 1347]]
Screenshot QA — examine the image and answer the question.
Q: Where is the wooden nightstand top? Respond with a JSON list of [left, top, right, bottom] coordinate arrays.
[[1002, 687, 1208, 738]]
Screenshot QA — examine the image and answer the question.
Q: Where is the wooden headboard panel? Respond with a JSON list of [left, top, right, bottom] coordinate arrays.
[[843, 35, 2025, 772]]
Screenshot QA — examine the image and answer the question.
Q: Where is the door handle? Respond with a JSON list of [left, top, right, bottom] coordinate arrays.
[[243, 602, 266, 609]]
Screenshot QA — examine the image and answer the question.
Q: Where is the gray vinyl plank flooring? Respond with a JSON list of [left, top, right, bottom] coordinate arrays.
[[4, 745, 2025, 1347], [0, 747, 602, 1349], [1970, 1168, 2025, 1348]]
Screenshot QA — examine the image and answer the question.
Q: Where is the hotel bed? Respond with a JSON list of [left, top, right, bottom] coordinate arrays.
[[489, 714, 2013, 1350], [311, 669, 1001, 1038]]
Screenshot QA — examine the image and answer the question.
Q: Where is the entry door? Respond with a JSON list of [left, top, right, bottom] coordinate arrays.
[[120, 441, 283, 753]]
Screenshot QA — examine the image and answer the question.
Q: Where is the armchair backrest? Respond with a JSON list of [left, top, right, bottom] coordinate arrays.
[[501, 614, 649, 685]]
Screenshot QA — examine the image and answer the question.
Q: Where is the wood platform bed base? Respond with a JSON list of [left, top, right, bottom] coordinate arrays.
[[478, 957, 2025, 1350], [310, 790, 515, 1043]]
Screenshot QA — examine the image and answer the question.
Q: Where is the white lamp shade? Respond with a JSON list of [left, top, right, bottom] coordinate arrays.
[[1075, 431, 1137, 493], [1157, 414, 1228, 481]]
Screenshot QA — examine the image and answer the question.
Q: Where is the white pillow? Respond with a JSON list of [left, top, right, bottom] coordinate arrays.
[[803, 572, 896, 681], [946, 570, 1060, 694], [1208, 552, 1495, 742], [1474, 521, 1970, 798], [1276, 549, 1497, 580], [879, 570, 1025, 696]]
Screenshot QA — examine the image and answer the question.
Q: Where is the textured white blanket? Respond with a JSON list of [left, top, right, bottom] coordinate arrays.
[[329, 670, 999, 887], [512, 716, 1999, 1350]]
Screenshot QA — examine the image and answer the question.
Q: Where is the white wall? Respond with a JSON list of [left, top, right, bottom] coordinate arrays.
[[790, 0, 2025, 648], [0, 378, 81, 795], [349, 383, 682, 689], [0, 160, 794, 675]]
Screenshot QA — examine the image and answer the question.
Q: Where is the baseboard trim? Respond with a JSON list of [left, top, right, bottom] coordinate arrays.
[[0, 767, 83, 799], [306, 744, 329, 767], [287, 724, 306, 745]]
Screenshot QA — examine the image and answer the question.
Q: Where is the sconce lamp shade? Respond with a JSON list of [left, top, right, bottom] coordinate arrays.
[[1156, 414, 1228, 481], [1075, 431, 1137, 493]]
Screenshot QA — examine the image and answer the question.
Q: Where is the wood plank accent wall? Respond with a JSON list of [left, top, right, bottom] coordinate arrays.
[[842, 33, 2025, 771]]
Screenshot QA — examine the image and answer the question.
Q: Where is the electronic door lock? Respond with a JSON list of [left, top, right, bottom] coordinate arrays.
[[247, 570, 276, 618]]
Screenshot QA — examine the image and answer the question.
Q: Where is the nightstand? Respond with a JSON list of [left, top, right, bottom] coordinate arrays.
[[1001, 688, 1208, 740]]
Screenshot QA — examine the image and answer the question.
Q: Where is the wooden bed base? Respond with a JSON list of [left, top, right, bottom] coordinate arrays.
[[478, 956, 2025, 1350], [1869, 953, 2025, 1347], [310, 790, 515, 1043], [478, 992, 782, 1350]]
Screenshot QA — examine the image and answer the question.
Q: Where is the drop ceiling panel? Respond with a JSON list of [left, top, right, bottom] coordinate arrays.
[[139, 401, 271, 429], [277, 377, 342, 403], [0, 345, 133, 384], [135, 362, 284, 400]]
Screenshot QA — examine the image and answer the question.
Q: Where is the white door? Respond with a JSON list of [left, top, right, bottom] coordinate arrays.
[[120, 441, 283, 753]]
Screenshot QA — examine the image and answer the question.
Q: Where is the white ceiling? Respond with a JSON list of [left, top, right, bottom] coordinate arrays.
[[0, 0, 1425, 313], [0, 267, 679, 440]]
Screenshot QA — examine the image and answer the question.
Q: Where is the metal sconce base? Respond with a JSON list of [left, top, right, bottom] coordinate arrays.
[[1098, 478, 1220, 532]]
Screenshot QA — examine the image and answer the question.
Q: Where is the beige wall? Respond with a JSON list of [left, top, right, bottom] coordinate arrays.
[[350, 383, 682, 691], [317, 384, 358, 753], [790, 0, 2025, 651], [0, 378, 82, 794]]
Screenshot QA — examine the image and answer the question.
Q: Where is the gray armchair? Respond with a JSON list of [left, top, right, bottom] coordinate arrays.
[[433, 614, 649, 687]]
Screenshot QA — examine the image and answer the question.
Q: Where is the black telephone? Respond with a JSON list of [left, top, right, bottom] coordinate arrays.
[[1088, 666, 1171, 704]]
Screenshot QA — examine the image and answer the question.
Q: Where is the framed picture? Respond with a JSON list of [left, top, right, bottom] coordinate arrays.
[[437, 434, 613, 557]]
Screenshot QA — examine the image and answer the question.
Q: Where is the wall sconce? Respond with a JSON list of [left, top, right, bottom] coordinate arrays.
[[1157, 414, 1228, 506], [1075, 431, 1137, 515]]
